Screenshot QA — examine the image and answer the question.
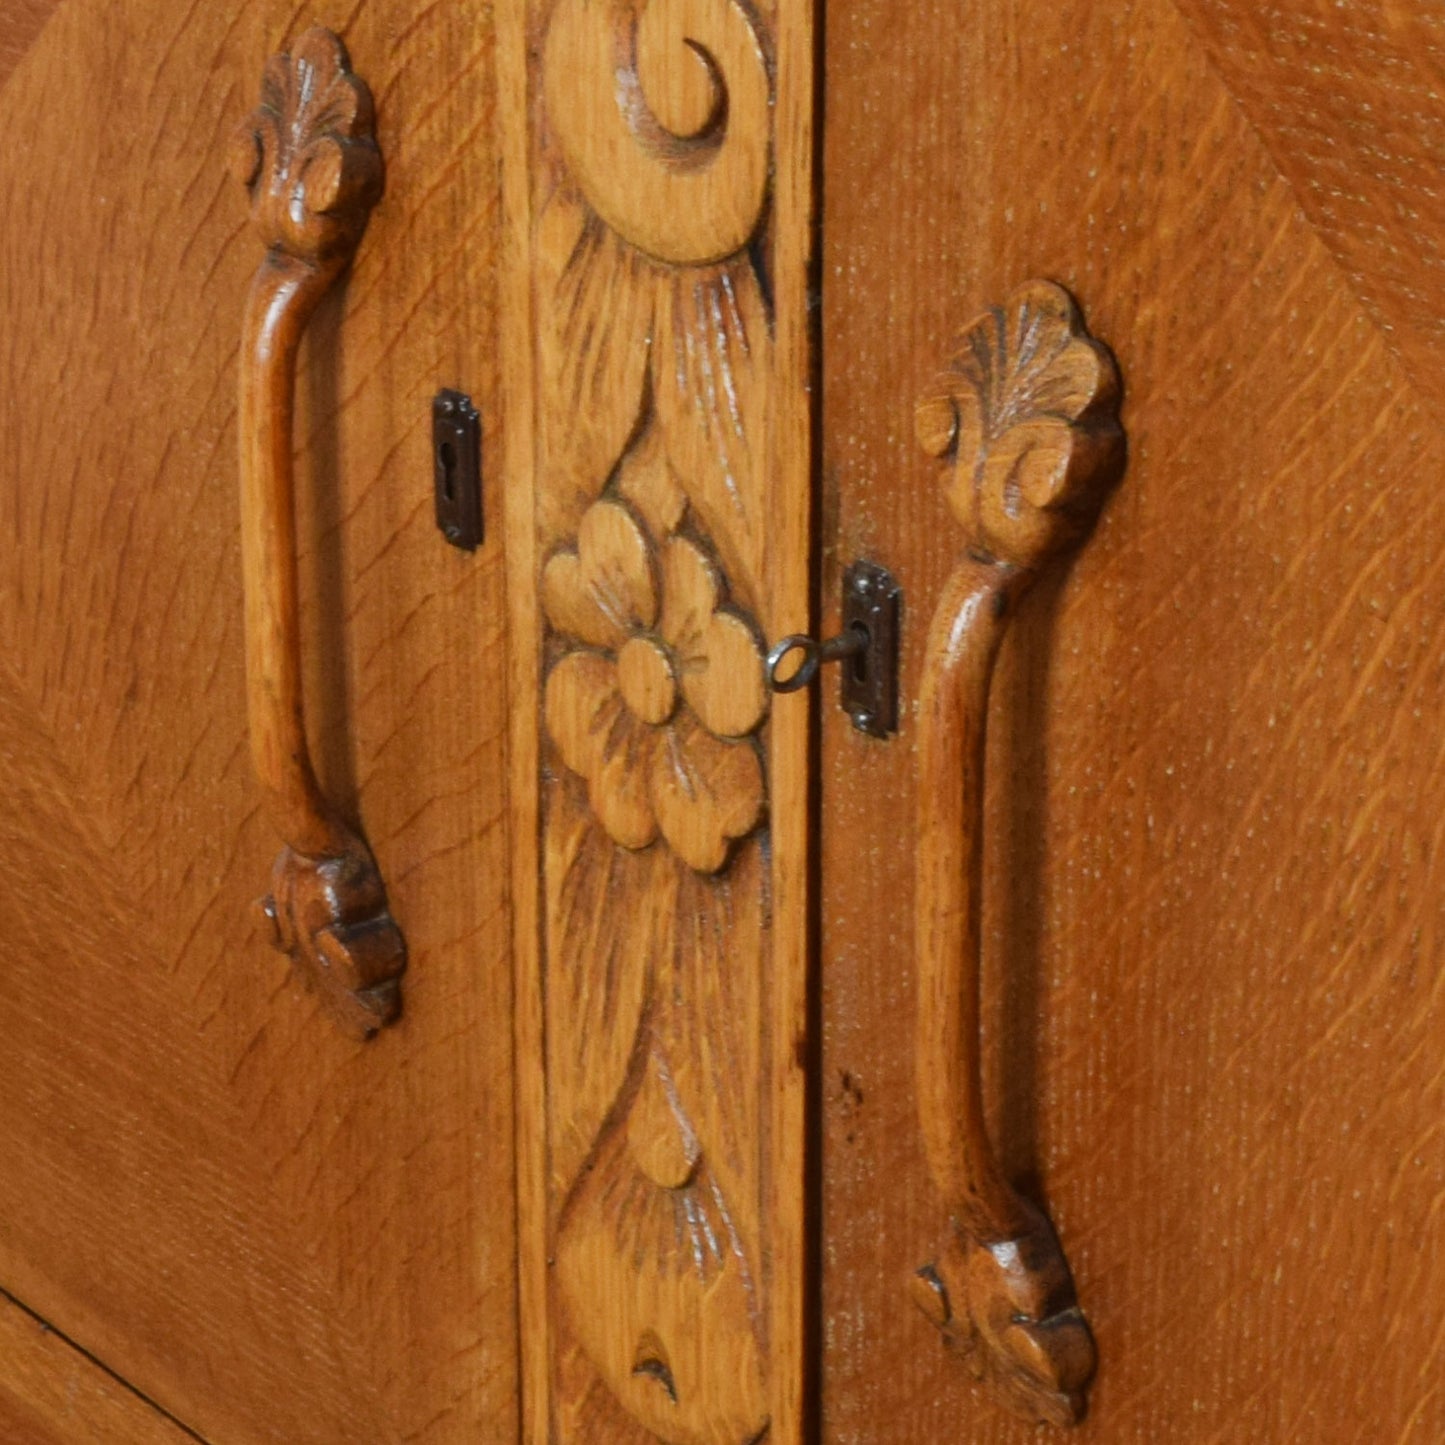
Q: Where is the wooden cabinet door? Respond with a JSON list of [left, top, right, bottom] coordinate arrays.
[[820, 2, 1445, 1441], [0, 5, 515, 1441]]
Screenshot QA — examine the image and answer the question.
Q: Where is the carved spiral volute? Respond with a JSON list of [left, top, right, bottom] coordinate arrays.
[[543, 0, 771, 265]]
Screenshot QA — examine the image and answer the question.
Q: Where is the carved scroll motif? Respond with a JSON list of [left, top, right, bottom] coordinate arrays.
[[535, 0, 777, 1438]]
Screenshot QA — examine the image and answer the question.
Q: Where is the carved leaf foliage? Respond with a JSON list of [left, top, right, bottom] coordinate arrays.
[[544, 785, 670, 1195], [556, 1122, 767, 1445], [545, 801, 771, 1445], [653, 259, 772, 613], [538, 189, 655, 544], [914, 279, 1122, 570], [229, 27, 383, 265], [538, 202, 774, 614], [658, 839, 767, 1252]]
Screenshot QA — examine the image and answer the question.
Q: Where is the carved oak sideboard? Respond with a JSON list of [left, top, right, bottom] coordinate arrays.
[[3, 1, 1444, 1442]]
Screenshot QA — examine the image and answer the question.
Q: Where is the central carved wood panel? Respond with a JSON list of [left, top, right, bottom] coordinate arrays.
[[504, 0, 814, 1439]]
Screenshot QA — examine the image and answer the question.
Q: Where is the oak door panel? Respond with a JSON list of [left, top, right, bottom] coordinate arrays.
[[820, 0, 1445, 1440], [0, 2, 515, 1440], [1172, 0, 1445, 422]]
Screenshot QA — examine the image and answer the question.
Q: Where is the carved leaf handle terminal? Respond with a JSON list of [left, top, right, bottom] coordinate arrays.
[[231, 29, 403, 1039], [908, 281, 1124, 1425]]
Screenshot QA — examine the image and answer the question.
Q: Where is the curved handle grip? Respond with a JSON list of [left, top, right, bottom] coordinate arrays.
[[908, 281, 1124, 1425], [231, 29, 403, 1039]]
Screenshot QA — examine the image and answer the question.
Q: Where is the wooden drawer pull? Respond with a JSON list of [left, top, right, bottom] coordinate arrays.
[[231, 29, 404, 1039], [908, 280, 1124, 1425]]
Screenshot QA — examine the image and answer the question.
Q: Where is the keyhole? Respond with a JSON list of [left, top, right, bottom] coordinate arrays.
[[850, 622, 870, 685], [438, 439, 457, 501]]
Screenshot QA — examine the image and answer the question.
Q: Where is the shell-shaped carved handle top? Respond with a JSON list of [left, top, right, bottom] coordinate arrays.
[[229, 27, 384, 266], [915, 280, 1123, 571]]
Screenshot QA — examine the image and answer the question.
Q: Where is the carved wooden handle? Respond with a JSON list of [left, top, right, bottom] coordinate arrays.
[[908, 281, 1124, 1425], [231, 29, 403, 1040]]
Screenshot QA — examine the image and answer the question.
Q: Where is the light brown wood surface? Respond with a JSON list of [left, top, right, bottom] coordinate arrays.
[[0, 1292, 196, 1444], [498, 0, 815, 1438], [6, 1, 1443, 1439], [820, 0, 1445, 1440], [0, 0, 58, 89], [0, 3, 515, 1440]]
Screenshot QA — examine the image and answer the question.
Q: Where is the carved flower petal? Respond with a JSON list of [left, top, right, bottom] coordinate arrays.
[[658, 535, 720, 652], [542, 500, 658, 649], [545, 649, 659, 852], [660, 537, 766, 738], [686, 613, 767, 739], [544, 649, 621, 781], [649, 713, 764, 874], [592, 722, 660, 853]]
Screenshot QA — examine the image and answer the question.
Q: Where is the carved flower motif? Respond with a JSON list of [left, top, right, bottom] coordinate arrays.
[[544, 498, 766, 873]]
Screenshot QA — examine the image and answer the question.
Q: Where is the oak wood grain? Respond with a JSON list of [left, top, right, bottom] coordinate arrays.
[[0, 0, 60, 91], [820, 0, 1445, 1440], [0, 1, 516, 1439], [1170, 0, 1445, 424], [0, 1292, 196, 1445]]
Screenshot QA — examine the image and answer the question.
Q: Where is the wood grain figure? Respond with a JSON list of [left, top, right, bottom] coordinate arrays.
[[0, 1292, 194, 1444], [232, 27, 403, 1038]]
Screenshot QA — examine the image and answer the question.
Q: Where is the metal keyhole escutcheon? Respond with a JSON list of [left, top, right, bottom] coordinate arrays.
[[765, 560, 901, 737]]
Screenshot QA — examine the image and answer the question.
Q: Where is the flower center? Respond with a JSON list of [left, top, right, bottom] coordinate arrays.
[[617, 636, 678, 726]]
